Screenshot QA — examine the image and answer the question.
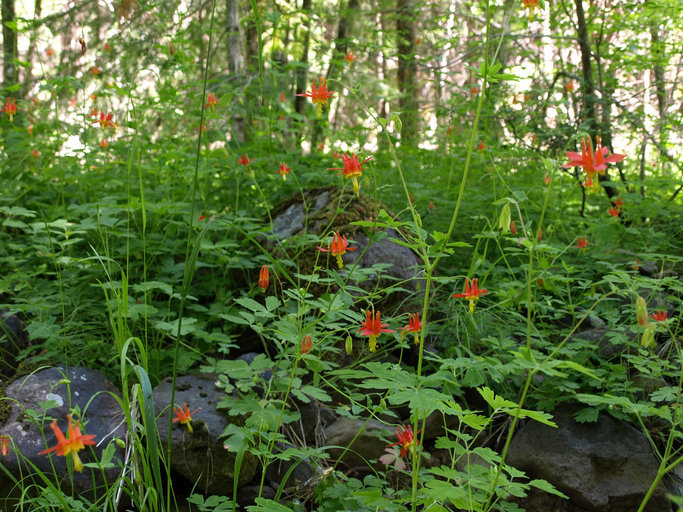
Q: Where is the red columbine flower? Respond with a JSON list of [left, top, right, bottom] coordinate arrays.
[[345, 52, 356, 64], [613, 197, 624, 209], [329, 152, 372, 195], [452, 278, 488, 313], [543, 175, 551, 185], [104, 42, 111, 51], [470, 86, 479, 95], [575, 236, 589, 250], [401, 313, 423, 345], [387, 425, 420, 458], [358, 310, 395, 352], [91, 66, 101, 75], [0, 435, 9, 456], [173, 403, 200, 433], [237, 155, 253, 167], [608, 206, 620, 218], [205, 92, 219, 109], [276, 162, 291, 181], [279, 92, 285, 102], [318, 231, 356, 269], [563, 136, 626, 192], [258, 265, 269, 292], [301, 335, 312, 355], [650, 311, 668, 322], [478, 142, 485, 150], [94, 111, 114, 130], [39, 415, 97, 472], [3, 97, 17, 122], [79, 37, 87, 55], [296, 77, 334, 118]]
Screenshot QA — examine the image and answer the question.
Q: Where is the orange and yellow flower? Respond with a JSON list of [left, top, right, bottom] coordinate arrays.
[[401, 313, 423, 345], [317, 232, 356, 269], [650, 311, 668, 322], [452, 278, 488, 313], [205, 92, 219, 109], [329, 152, 372, 195], [2, 97, 17, 122], [296, 77, 334, 118], [237, 155, 253, 167], [387, 424, 420, 458], [357, 310, 395, 352], [575, 236, 589, 250], [563, 136, 625, 191], [173, 403, 200, 433], [345, 52, 356, 64], [39, 415, 96, 472], [301, 335, 312, 355], [276, 162, 291, 181], [258, 265, 269, 292], [0, 435, 9, 456]]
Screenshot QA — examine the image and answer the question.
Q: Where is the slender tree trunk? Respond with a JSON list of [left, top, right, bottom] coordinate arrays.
[[574, 0, 616, 200], [325, 0, 359, 84], [2, 0, 18, 89], [24, 0, 42, 96], [227, 0, 240, 75], [396, 0, 418, 143], [650, 25, 667, 141], [244, 0, 260, 72], [294, 0, 312, 117]]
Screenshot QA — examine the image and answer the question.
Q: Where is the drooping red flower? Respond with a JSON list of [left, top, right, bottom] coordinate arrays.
[[452, 278, 488, 313], [279, 92, 285, 102], [477, 142, 485, 150], [79, 37, 87, 55], [276, 162, 291, 181], [608, 206, 620, 218], [328, 152, 372, 195], [46, 47, 54, 57], [357, 310, 395, 352], [258, 265, 269, 292], [0, 435, 9, 456], [237, 155, 254, 167], [205, 92, 219, 109], [91, 66, 101, 75], [650, 311, 668, 322], [39, 415, 96, 472], [470, 86, 479, 95], [345, 52, 356, 64], [301, 335, 312, 355], [613, 197, 624, 209], [575, 236, 589, 250], [2, 97, 17, 122], [173, 403, 200, 433], [543, 175, 551, 185], [401, 313, 423, 345], [387, 424, 420, 458], [100, 139, 108, 148], [565, 82, 574, 92], [104, 42, 111, 51], [93, 111, 114, 131], [296, 77, 334, 117], [563, 136, 626, 192], [317, 232, 356, 269]]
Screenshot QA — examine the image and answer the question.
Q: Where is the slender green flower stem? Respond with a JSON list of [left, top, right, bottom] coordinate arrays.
[[166, 0, 216, 508]]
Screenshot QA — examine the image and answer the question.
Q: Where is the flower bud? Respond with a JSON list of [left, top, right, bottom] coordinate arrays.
[[345, 335, 353, 355], [641, 323, 656, 349], [636, 296, 648, 326], [499, 203, 511, 233]]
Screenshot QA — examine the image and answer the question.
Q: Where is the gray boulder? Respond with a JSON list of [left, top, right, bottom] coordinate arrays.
[[324, 416, 395, 469], [507, 404, 669, 511], [0, 366, 125, 505], [153, 373, 258, 495]]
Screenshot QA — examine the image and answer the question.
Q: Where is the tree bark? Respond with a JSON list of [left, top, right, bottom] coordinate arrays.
[[227, 0, 240, 75], [2, 0, 18, 89], [23, 0, 42, 95], [396, 0, 418, 143], [294, 0, 312, 117], [650, 25, 667, 141], [574, 0, 616, 200]]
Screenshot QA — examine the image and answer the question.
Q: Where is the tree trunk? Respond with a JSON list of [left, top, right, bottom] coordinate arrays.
[[294, 0, 312, 117], [396, 0, 418, 143], [2, 0, 17, 89], [574, 0, 616, 200], [650, 25, 667, 141], [24, 0, 42, 95], [325, 0, 359, 85], [227, 0, 240, 74]]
